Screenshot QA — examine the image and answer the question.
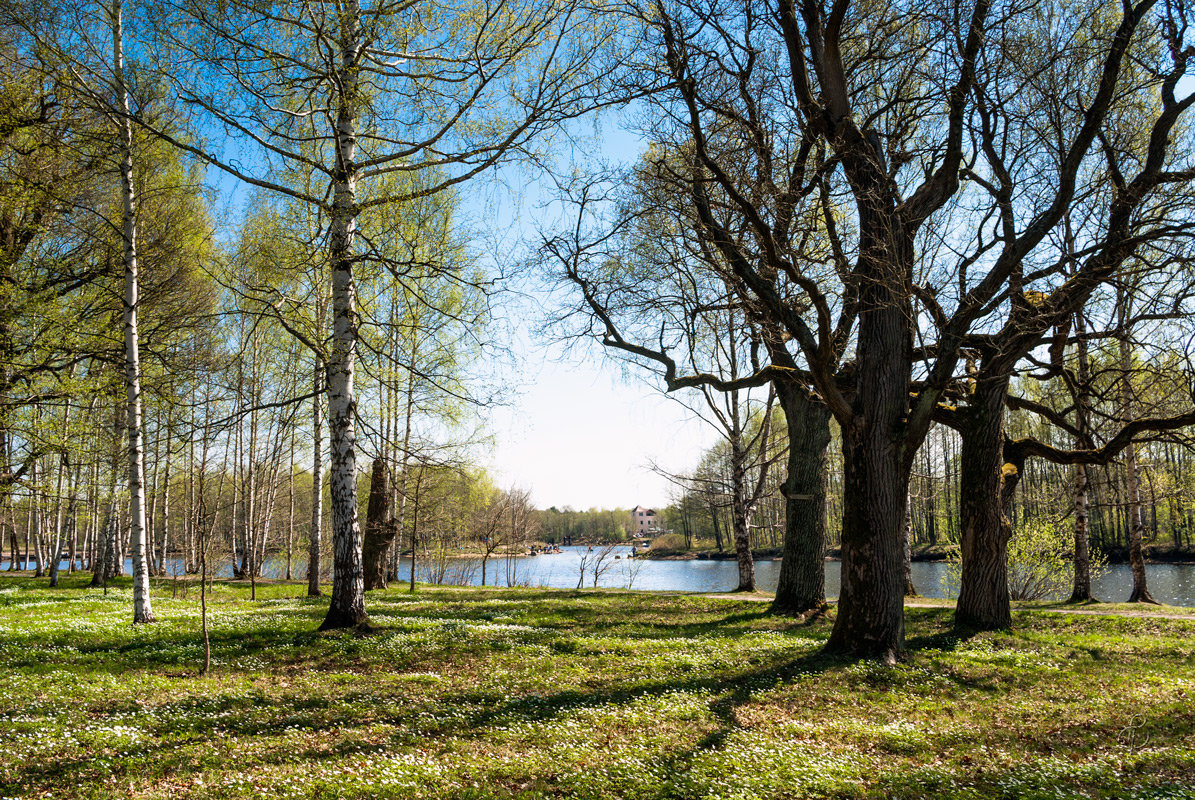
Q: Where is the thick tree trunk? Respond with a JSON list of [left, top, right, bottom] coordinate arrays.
[[824, 260, 911, 661], [954, 375, 1012, 631], [320, 1, 367, 630], [362, 458, 397, 590], [770, 385, 831, 615], [826, 419, 909, 661]]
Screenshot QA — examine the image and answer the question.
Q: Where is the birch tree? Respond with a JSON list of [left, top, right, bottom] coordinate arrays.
[[147, 0, 620, 628], [110, 0, 153, 623]]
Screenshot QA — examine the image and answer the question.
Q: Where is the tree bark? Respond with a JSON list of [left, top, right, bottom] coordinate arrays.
[[728, 415, 754, 592], [362, 458, 397, 590], [1119, 333, 1156, 603], [826, 417, 910, 661], [954, 374, 1013, 631], [387, 333, 417, 583], [770, 384, 831, 615], [159, 431, 172, 575], [824, 245, 912, 661], [1069, 463, 1094, 602], [1070, 312, 1095, 602], [320, 0, 367, 630], [308, 357, 323, 596], [114, 0, 154, 623], [90, 405, 125, 585], [48, 450, 69, 587], [286, 422, 294, 581], [30, 458, 43, 577], [903, 495, 917, 598]]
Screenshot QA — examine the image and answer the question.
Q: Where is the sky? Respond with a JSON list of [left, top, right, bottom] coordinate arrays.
[[484, 326, 718, 512], [462, 140, 720, 512], [209, 117, 719, 513]]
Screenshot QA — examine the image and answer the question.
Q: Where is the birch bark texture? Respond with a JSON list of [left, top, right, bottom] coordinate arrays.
[[154, 0, 619, 629], [319, 0, 367, 629], [113, 0, 153, 623]]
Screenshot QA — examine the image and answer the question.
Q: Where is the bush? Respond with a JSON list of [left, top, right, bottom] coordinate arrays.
[[1007, 518, 1073, 600], [650, 533, 688, 553], [939, 517, 1105, 601]]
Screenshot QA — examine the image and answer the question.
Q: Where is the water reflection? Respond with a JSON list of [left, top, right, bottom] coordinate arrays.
[[6, 546, 1195, 606]]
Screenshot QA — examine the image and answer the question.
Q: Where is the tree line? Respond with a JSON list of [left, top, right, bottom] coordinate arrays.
[[3, 0, 1195, 664], [662, 377, 1195, 565], [545, 0, 1195, 661]]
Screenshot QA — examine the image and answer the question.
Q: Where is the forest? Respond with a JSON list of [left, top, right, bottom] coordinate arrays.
[[3, 0, 1195, 795]]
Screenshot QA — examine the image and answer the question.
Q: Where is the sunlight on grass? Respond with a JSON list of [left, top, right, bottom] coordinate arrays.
[[0, 575, 1192, 798]]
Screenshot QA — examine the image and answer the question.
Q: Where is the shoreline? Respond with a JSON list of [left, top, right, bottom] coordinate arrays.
[[636, 544, 1195, 566]]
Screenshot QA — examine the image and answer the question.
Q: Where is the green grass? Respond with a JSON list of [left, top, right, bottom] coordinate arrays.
[[1, 574, 1193, 799]]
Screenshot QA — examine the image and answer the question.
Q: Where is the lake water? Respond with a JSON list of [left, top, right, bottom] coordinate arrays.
[[6, 545, 1195, 606]]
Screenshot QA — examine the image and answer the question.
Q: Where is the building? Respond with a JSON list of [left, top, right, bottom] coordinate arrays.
[[629, 505, 662, 538]]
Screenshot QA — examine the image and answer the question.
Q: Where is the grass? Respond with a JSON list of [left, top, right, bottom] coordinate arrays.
[[1, 574, 1193, 799]]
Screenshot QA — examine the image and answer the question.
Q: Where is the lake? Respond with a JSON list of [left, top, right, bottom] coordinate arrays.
[[6, 545, 1195, 605]]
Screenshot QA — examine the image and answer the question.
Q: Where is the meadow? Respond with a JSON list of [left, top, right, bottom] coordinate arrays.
[[1, 575, 1193, 799]]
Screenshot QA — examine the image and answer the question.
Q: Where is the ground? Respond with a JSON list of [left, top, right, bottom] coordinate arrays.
[[1, 575, 1193, 799]]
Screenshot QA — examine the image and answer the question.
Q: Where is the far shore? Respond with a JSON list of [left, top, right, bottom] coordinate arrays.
[[636, 543, 1195, 566]]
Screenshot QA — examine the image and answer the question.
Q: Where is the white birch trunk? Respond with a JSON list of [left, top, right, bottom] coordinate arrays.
[[30, 459, 42, 576], [308, 356, 323, 596], [319, 0, 367, 629], [159, 436, 172, 575], [48, 393, 73, 587], [114, 0, 153, 623]]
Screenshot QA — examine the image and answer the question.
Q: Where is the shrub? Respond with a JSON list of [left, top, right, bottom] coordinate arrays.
[[649, 533, 687, 553], [1006, 518, 1073, 600], [940, 517, 1107, 601]]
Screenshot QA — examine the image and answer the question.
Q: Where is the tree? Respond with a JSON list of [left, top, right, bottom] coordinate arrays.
[[361, 457, 398, 590], [603, 0, 1195, 658], [144, 0, 622, 629], [470, 486, 507, 588], [547, 162, 830, 606], [112, 0, 153, 623]]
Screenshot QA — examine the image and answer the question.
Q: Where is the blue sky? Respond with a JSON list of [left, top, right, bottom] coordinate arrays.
[[209, 118, 717, 512], [462, 124, 718, 511], [486, 334, 717, 511]]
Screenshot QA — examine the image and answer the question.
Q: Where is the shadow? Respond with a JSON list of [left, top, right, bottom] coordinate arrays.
[[14, 575, 1192, 797], [4, 639, 852, 795]]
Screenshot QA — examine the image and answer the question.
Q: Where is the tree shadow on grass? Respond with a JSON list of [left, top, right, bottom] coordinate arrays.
[[15, 599, 1161, 797], [6, 645, 852, 795], [2, 584, 1031, 796]]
